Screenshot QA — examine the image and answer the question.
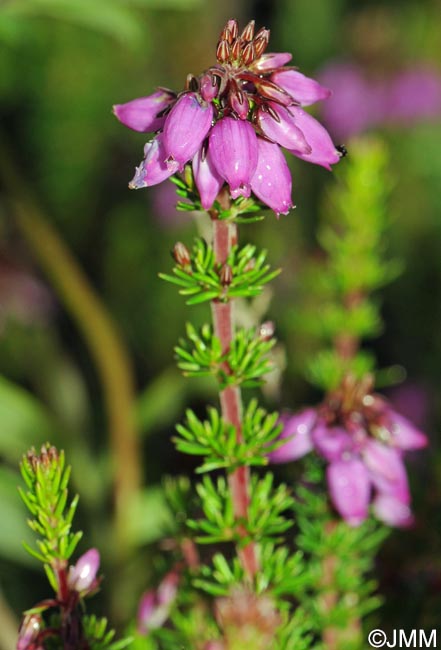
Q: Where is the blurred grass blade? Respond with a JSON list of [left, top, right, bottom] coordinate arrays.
[[1, 0, 145, 45]]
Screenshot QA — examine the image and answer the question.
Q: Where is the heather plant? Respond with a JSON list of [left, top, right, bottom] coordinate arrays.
[[13, 17, 429, 650], [16, 444, 131, 650]]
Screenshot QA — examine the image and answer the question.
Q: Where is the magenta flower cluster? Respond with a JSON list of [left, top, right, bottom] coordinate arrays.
[[270, 379, 427, 527], [114, 19, 341, 216]]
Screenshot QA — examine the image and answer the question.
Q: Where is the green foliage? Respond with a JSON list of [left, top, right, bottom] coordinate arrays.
[[82, 615, 133, 650], [293, 137, 401, 391], [0, 465, 40, 566], [159, 237, 280, 304], [18, 444, 82, 566], [170, 174, 267, 223], [16, 445, 130, 650], [188, 473, 293, 545], [175, 322, 275, 388], [306, 349, 375, 391], [274, 607, 314, 650], [293, 459, 388, 646], [0, 0, 202, 46], [174, 400, 282, 472], [194, 553, 244, 596]]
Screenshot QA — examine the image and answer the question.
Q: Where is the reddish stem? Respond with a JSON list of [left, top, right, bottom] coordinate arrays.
[[210, 218, 259, 579]]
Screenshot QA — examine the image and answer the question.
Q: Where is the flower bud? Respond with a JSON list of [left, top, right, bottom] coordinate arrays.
[[231, 38, 242, 61], [241, 20, 255, 42], [229, 89, 249, 120], [225, 19, 238, 39], [17, 614, 42, 650], [67, 548, 100, 595], [254, 32, 270, 58], [242, 42, 256, 66], [258, 321, 275, 340], [200, 74, 218, 102], [216, 40, 230, 63], [173, 242, 191, 268], [219, 264, 233, 286]]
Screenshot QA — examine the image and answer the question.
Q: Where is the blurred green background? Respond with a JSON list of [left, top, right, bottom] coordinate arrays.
[[0, 0, 440, 645]]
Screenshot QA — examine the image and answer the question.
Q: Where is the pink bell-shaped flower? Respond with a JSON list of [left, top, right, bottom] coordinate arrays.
[[162, 93, 213, 170], [288, 106, 341, 170], [193, 146, 224, 210], [257, 103, 311, 153], [268, 408, 315, 463], [250, 138, 293, 216], [270, 70, 331, 106], [209, 118, 258, 199], [113, 90, 175, 133], [129, 134, 179, 189], [327, 458, 371, 527]]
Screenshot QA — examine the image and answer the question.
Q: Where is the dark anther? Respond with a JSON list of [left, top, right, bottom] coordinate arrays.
[[336, 144, 348, 158]]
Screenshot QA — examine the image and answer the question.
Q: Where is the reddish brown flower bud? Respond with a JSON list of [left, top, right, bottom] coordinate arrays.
[[219, 263, 233, 286], [231, 38, 242, 62], [173, 242, 191, 268], [253, 32, 269, 58], [254, 26, 269, 40], [241, 20, 255, 42], [259, 321, 275, 341], [242, 42, 256, 66], [216, 40, 230, 63], [200, 73, 218, 101], [220, 27, 232, 44], [226, 19, 239, 39], [229, 89, 249, 120]]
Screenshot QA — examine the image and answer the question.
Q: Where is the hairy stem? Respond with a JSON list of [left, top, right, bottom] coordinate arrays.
[[210, 217, 259, 579]]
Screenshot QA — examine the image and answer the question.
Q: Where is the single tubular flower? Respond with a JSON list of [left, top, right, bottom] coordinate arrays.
[[270, 375, 427, 527], [114, 18, 342, 216]]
